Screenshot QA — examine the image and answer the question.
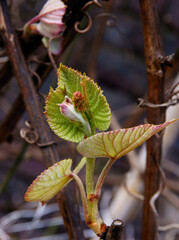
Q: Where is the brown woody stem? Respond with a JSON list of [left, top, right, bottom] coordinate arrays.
[[138, 0, 166, 240]]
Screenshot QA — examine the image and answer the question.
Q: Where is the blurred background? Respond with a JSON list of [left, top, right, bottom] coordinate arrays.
[[0, 0, 179, 239]]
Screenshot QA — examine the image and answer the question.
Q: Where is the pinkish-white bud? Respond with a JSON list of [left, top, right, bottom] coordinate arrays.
[[24, 0, 66, 38], [24, 0, 66, 54], [58, 96, 91, 137], [58, 96, 83, 122]]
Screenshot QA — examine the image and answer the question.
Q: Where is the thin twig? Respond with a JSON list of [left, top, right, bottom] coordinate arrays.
[[28, 65, 42, 88], [123, 177, 144, 201], [138, 97, 179, 108], [166, 81, 179, 99], [149, 162, 166, 239], [167, 90, 179, 100], [47, 36, 59, 72], [158, 223, 179, 231]]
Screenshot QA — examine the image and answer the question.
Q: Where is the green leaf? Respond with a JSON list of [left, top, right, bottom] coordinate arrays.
[[25, 159, 72, 203], [77, 119, 178, 159], [24, 157, 86, 203], [45, 88, 85, 142], [45, 64, 111, 142], [58, 64, 111, 131]]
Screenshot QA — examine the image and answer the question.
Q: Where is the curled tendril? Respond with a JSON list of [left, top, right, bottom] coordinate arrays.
[[28, 65, 42, 88], [20, 121, 54, 147], [20, 121, 38, 144], [82, 0, 103, 11], [74, 11, 93, 33], [74, 0, 103, 33], [74, 1, 125, 36]]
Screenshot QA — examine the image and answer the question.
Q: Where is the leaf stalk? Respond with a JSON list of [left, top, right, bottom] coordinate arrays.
[[71, 172, 89, 218], [95, 158, 115, 197]]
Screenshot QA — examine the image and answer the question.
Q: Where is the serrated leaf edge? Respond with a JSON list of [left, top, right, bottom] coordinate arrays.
[[58, 63, 111, 130]]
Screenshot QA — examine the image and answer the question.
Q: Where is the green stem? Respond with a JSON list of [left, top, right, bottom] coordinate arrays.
[[85, 158, 115, 234], [71, 172, 89, 219], [73, 157, 86, 174], [86, 157, 104, 235], [86, 158, 95, 195], [95, 158, 114, 196], [73, 158, 104, 235], [86, 157, 95, 221]]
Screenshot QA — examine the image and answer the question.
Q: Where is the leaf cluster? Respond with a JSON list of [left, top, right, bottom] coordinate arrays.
[[25, 65, 178, 235]]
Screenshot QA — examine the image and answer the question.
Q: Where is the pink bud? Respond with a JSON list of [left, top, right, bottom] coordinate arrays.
[[58, 96, 91, 137], [58, 96, 84, 122], [24, 0, 66, 38]]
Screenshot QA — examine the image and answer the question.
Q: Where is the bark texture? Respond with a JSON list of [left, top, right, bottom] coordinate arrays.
[[139, 1, 166, 240]]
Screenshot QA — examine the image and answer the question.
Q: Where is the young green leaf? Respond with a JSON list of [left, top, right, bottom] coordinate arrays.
[[77, 119, 178, 160], [25, 157, 86, 203], [24, 159, 72, 203], [58, 64, 111, 131], [45, 64, 111, 142]]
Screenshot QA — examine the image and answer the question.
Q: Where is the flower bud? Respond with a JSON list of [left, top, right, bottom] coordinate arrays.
[[25, 0, 66, 37], [58, 96, 91, 137], [24, 0, 66, 54]]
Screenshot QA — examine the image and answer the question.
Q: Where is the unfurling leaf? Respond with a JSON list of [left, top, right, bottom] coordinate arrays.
[[58, 64, 111, 131], [77, 119, 178, 159], [24, 157, 86, 203], [24, 159, 72, 203], [45, 64, 111, 142]]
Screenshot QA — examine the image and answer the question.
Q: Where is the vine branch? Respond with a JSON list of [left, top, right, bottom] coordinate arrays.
[[138, 0, 167, 239]]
